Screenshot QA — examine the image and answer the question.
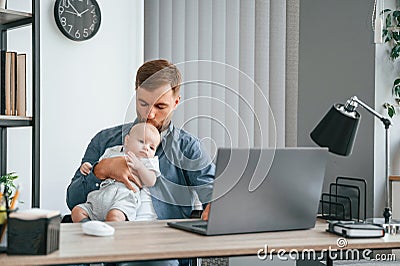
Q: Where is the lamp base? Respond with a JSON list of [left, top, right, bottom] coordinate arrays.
[[365, 217, 400, 235]]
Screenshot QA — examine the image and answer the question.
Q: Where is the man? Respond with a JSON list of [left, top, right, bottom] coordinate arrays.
[[67, 59, 215, 221], [66, 60, 215, 265]]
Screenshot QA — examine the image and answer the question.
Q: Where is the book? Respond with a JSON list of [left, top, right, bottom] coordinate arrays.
[[10, 51, 16, 115], [16, 54, 26, 116], [4, 51, 17, 116], [4, 51, 11, 115], [327, 220, 385, 238], [0, 50, 5, 115]]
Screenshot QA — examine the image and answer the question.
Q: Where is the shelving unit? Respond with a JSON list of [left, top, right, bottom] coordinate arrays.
[[0, 1, 40, 207]]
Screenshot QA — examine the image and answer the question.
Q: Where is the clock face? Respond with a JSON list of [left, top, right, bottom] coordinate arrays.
[[54, 0, 101, 41]]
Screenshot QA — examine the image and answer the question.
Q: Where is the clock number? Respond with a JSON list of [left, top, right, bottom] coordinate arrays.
[[89, 24, 95, 31], [87, 0, 90, 4], [62, 0, 70, 8], [61, 17, 67, 27], [75, 30, 81, 39], [67, 25, 73, 33], [83, 28, 89, 38], [58, 6, 64, 15]]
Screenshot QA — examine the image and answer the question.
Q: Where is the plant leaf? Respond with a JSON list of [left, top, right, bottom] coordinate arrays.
[[382, 8, 392, 15], [389, 106, 396, 117], [386, 13, 393, 27], [0, 172, 18, 196], [393, 32, 400, 42], [384, 103, 396, 118]]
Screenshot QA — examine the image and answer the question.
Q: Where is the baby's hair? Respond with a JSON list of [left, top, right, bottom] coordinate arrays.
[[129, 122, 161, 144]]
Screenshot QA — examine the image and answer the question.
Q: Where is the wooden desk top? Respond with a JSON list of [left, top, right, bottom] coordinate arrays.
[[2, 219, 400, 265], [390, 175, 400, 182]]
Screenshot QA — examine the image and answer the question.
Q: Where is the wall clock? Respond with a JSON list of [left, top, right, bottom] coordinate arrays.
[[54, 0, 101, 41]]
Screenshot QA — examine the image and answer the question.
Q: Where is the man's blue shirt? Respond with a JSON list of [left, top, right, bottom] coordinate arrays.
[[66, 122, 215, 219]]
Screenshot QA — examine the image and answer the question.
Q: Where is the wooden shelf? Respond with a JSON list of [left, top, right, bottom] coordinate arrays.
[[390, 175, 400, 182], [0, 115, 32, 127], [0, 1, 40, 208], [0, 8, 32, 25]]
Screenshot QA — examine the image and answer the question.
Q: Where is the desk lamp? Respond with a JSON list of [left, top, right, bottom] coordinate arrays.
[[310, 96, 397, 227]]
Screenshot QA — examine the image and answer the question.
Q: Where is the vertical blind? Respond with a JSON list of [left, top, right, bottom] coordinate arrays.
[[144, 0, 299, 156]]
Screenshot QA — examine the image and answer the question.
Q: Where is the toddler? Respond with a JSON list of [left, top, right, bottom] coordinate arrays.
[[71, 122, 161, 222]]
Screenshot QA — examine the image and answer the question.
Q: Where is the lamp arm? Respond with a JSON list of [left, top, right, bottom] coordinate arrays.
[[348, 96, 392, 128]]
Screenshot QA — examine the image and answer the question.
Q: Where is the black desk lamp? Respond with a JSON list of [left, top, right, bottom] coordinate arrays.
[[310, 96, 394, 225]]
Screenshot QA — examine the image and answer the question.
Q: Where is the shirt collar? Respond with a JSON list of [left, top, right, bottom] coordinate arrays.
[[161, 122, 174, 140]]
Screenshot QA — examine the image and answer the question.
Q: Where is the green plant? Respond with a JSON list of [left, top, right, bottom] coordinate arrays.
[[0, 173, 19, 224], [0, 172, 18, 197], [382, 8, 400, 117]]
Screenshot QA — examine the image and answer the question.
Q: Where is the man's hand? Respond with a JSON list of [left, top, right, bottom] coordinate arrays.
[[201, 203, 210, 220], [93, 156, 142, 192]]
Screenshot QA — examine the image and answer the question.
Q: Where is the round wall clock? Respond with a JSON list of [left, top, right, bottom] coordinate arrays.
[[54, 0, 101, 41]]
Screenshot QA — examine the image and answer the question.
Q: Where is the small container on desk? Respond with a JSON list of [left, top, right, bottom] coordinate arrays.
[[0, 189, 11, 252], [7, 208, 61, 255], [0, 207, 7, 251]]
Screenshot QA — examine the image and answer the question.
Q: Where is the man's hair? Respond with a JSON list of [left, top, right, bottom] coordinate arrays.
[[135, 59, 182, 95]]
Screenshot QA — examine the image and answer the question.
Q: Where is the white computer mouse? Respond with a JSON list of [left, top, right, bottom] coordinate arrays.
[[81, 220, 115, 237]]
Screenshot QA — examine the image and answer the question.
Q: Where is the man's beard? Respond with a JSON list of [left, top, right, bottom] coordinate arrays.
[[137, 114, 171, 132], [146, 119, 162, 131]]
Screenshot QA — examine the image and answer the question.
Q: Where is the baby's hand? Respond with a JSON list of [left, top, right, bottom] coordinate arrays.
[[126, 151, 145, 172], [80, 162, 93, 175]]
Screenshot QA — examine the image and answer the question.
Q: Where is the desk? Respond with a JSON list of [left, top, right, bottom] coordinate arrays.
[[1, 219, 400, 265]]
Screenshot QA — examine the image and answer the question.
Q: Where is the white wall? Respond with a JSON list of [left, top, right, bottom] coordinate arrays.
[[6, 0, 143, 214], [376, 0, 400, 217]]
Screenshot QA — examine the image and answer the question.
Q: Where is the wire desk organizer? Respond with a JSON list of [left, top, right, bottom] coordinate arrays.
[[319, 176, 367, 222]]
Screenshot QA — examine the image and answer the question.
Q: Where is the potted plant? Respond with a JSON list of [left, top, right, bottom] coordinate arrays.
[[0, 172, 18, 245], [0, 172, 18, 199], [0, 172, 18, 222]]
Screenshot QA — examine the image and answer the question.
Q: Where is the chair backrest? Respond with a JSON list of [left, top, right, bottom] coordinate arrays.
[[61, 214, 73, 223]]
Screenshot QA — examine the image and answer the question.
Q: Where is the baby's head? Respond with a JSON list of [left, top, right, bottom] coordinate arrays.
[[124, 122, 161, 158]]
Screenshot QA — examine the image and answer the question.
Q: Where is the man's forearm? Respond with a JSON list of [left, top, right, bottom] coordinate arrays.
[[92, 159, 108, 180], [66, 170, 100, 210]]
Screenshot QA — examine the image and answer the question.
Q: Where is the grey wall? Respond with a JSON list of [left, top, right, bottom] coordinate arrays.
[[298, 0, 375, 217]]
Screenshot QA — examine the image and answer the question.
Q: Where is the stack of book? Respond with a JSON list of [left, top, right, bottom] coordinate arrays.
[[0, 50, 26, 117], [327, 220, 385, 238]]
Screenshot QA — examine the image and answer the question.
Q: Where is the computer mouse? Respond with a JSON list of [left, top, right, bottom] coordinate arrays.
[[81, 220, 115, 237]]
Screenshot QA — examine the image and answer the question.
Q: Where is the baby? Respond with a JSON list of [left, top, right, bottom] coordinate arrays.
[[71, 122, 161, 222]]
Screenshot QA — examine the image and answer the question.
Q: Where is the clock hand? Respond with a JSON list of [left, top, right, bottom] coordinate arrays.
[[67, 0, 82, 17], [65, 10, 78, 16], [78, 9, 89, 16]]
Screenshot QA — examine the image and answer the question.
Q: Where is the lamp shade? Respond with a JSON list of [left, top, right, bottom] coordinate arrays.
[[310, 104, 360, 156]]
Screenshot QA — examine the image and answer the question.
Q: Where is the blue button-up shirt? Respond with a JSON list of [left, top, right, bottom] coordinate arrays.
[[66, 122, 215, 219]]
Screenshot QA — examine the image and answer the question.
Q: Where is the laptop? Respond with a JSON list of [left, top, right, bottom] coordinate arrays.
[[167, 147, 328, 235]]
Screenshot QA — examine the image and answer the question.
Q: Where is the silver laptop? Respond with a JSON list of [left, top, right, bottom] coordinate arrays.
[[168, 148, 328, 235]]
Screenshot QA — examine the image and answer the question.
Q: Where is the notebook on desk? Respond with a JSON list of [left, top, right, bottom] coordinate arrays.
[[168, 148, 329, 236]]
